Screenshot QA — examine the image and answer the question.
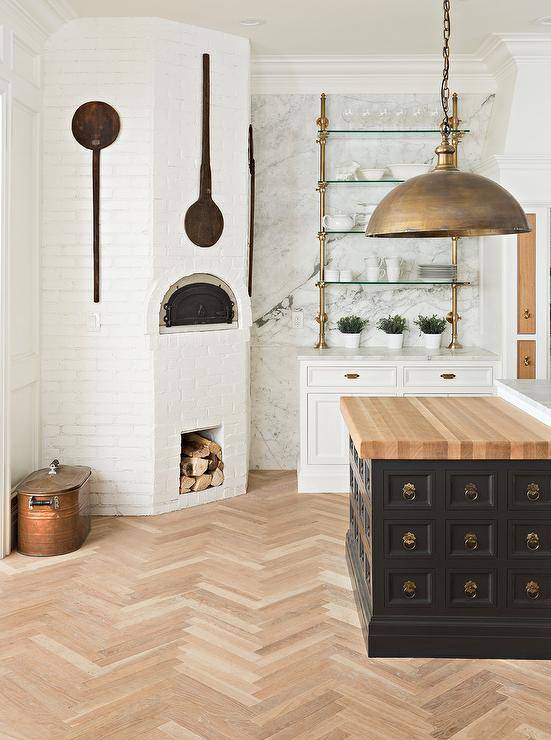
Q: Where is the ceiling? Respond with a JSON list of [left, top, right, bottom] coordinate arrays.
[[65, 0, 551, 56]]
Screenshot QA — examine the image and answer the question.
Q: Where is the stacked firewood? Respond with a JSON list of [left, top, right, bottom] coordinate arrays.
[[180, 432, 224, 493]]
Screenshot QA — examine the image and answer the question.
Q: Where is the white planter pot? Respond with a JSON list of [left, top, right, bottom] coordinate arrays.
[[342, 333, 361, 349], [386, 333, 404, 349], [423, 333, 443, 350]]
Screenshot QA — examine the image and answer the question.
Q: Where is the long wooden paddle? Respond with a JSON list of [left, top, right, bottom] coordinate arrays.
[[247, 124, 255, 296], [184, 54, 224, 248], [72, 101, 120, 302]]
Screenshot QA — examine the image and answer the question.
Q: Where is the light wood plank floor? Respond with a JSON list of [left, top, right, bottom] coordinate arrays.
[[1, 471, 551, 739]]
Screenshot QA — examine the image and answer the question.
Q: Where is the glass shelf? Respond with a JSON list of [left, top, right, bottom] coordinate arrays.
[[320, 128, 470, 137], [325, 179, 403, 185], [323, 280, 470, 286]]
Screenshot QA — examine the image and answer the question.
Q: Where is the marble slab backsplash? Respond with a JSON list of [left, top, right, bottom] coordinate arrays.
[[250, 92, 494, 469]]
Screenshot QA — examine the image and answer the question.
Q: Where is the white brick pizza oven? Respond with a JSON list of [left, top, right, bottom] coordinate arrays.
[[41, 18, 251, 515]]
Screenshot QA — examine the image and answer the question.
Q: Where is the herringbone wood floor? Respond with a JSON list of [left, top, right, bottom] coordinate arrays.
[[1, 471, 551, 739]]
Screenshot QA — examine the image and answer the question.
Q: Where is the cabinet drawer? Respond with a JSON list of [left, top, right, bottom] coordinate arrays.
[[447, 570, 496, 608], [509, 472, 551, 510], [446, 471, 497, 510], [446, 520, 496, 558], [307, 365, 397, 388], [383, 471, 434, 510], [385, 569, 434, 607], [384, 521, 433, 558], [403, 365, 493, 388], [508, 570, 551, 608], [509, 522, 551, 558]]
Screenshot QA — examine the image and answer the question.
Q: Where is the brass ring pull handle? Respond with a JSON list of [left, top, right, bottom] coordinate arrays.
[[403, 580, 417, 599], [440, 373, 456, 379], [526, 580, 541, 600], [526, 532, 540, 551], [344, 373, 360, 379], [526, 483, 540, 501], [402, 483, 416, 501], [523, 308, 531, 319], [464, 482, 478, 501], [402, 532, 417, 550], [464, 532, 478, 551], [524, 355, 531, 367], [464, 580, 478, 598]]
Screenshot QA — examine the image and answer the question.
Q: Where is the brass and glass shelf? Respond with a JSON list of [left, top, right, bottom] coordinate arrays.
[[314, 92, 468, 350]]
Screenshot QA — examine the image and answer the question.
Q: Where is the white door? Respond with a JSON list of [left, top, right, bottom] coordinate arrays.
[[307, 393, 350, 466]]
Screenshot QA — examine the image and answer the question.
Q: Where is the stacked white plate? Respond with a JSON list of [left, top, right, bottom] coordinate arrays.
[[417, 264, 457, 282]]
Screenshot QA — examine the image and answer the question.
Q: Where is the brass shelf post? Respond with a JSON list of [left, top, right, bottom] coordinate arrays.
[[315, 93, 328, 349], [447, 93, 463, 349]]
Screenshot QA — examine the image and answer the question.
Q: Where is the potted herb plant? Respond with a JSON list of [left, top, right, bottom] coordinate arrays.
[[337, 315, 368, 349], [376, 314, 407, 349], [414, 314, 447, 349]]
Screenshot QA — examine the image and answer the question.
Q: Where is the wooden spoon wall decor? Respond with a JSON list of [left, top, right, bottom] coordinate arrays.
[[184, 54, 224, 248], [72, 101, 120, 303]]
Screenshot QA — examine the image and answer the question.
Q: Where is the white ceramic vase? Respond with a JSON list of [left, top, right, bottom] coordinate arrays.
[[386, 333, 404, 349], [342, 333, 361, 349], [424, 332, 443, 350]]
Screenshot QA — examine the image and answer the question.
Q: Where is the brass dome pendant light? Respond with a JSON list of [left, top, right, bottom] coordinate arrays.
[[366, 0, 530, 239]]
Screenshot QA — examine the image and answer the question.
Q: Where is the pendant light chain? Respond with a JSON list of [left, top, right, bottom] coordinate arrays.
[[440, 0, 451, 139]]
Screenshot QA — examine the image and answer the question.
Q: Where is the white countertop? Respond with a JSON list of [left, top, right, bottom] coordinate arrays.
[[297, 346, 500, 362], [496, 380, 551, 428]]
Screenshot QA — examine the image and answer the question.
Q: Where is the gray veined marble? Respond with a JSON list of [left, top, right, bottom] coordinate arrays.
[[250, 92, 495, 469]]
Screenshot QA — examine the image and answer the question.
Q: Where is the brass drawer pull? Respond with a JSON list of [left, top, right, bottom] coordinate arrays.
[[28, 495, 60, 510], [402, 532, 417, 550], [403, 580, 417, 599], [464, 532, 478, 551], [440, 373, 456, 379], [402, 482, 416, 501], [464, 580, 478, 599], [526, 532, 540, 551], [464, 482, 478, 501], [344, 373, 360, 379], [527, 483, 540, 501], [524, 355, 531, 367], [523, 308, 531, 319], [526, 580, 541, 600]]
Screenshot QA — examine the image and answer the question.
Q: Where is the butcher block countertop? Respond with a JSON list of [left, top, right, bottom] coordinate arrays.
[[340, 396, 551, 460]]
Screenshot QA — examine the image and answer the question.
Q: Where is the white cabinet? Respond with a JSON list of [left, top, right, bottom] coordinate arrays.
[[298, 349, 501, 493]]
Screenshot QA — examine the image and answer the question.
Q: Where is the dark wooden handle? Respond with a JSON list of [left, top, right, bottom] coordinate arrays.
[[92, 148, 100, 303], [247, 124, 255, 297], [199, 53, 212, 197]]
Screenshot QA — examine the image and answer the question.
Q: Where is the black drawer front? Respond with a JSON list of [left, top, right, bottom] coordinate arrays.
[[509, 522, 551, 558], [508, 571, 551, 608], [446, 520, 496, 558], [383, 472, 434, 510], [447, 570, 496, 608], [384, 521, 433, 558], [509, 473, 551, 510], [385, 569, 434, 607], [446, 471, 497, 510]]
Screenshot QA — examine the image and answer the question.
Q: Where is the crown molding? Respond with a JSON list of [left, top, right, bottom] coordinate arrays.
[[0, 0, 75, 45], [251, 54, 496, 95], [478, 33, 551, 79]]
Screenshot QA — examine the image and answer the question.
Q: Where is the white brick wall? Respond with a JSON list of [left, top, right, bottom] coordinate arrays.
[[42, 18, 251, 515]]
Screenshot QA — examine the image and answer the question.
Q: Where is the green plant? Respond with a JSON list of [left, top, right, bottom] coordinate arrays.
[[376, 314, 407, 334], [414, 314, 447, 335], [337, 315, 368, 334]]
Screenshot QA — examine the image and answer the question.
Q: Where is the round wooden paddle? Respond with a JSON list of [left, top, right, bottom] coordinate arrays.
[[72, 101, 120, 302], [184, 54, 224, 248]]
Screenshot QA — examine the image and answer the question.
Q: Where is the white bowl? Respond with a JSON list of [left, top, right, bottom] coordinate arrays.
[[388, 163, 432, 180], [358, 168, 385, 181]]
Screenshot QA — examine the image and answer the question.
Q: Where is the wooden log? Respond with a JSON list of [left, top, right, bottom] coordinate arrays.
[[186, 432, 222, 459], [181, 456, 209, 476], [179, 476, 195, 494], [191, 473, 212, 492], [211, 467, 224, 487], [181, 439, 210, 458], [207, 453, 219, 471]]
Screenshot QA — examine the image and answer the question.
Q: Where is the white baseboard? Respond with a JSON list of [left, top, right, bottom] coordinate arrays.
[[297, 464, 349, 494]]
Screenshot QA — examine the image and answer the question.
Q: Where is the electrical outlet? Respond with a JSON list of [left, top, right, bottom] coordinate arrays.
[[291, 309, 304, 329], [87, 312, 101, 332]]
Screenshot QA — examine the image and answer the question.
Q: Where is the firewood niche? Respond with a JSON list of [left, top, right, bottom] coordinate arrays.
[[180, 431, 224, 493]]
